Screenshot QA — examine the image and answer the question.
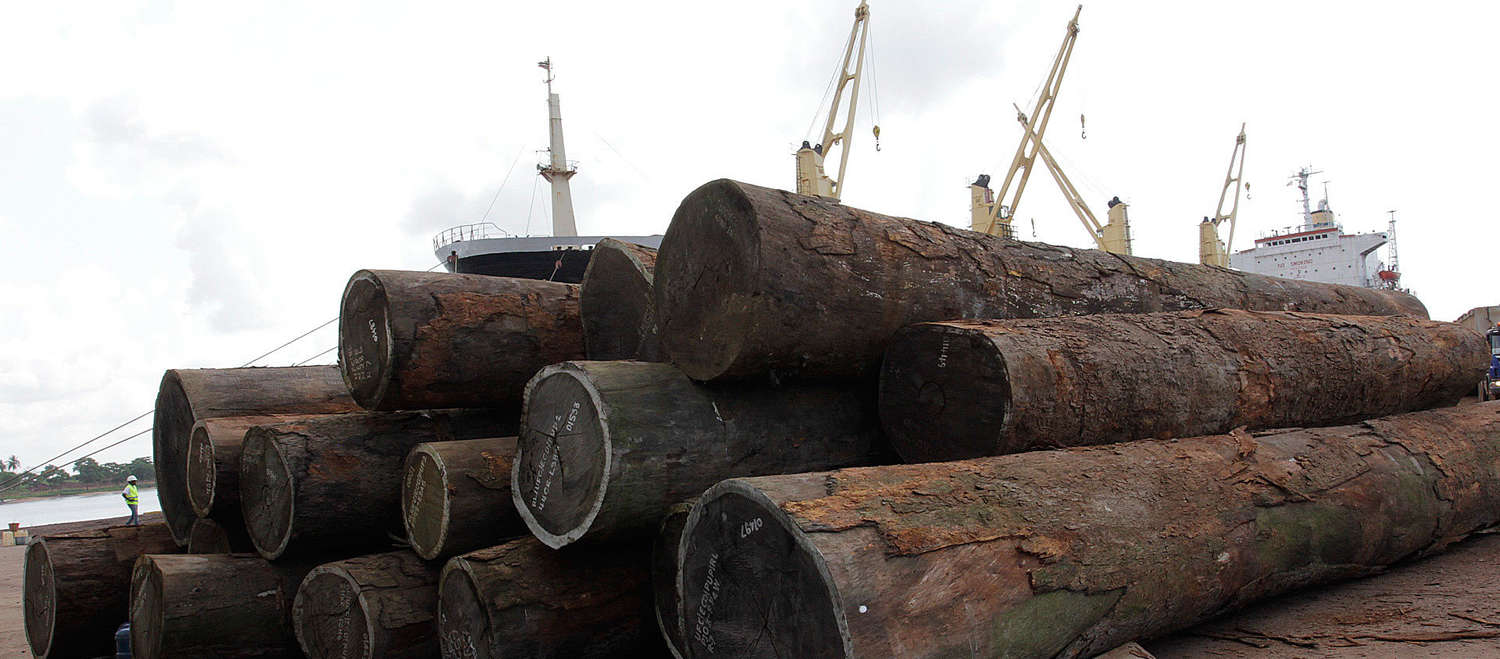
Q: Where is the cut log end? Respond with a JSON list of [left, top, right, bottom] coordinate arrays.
[[240, 429, 295, 559], [513, 365, 609, 548], [654, 503, 693, 659], [679, 482, 845, 659], [186, 425, 217, 518], [294, 568, 371, 659], [339, 271, 394, 410], [129, 558, 166, 659], [21, 542, 55, 658], [437, 563, 492, 659], [153, 372, 197, 545], [402, 448, 450, 561], [655, 180, 760, 381], [580, 239, 658, 361], [879, 324, 1011, 462]]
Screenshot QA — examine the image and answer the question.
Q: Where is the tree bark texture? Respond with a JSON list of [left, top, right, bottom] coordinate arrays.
[[129, 553, 314, 659], [513, 361, 890, 548], [293, 550, 440, 659], [338, 269, 583, 411], [653, 179, 1430, 381], [186, 517, 253, 554], [401, 437, 524, 561], [677, 402, 1500, 659], [580, 238, 662, 361], [653, 502, 693, 659], [154, 366, 359, 545], [187, 415, 335, 527], [22, 522, 178, 659], [239, 410, 515, 560], [880, 309, 1487, 462], [437, 536, 660, 659]]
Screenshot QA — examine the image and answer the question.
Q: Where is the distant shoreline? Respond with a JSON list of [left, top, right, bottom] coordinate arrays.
[[1, 483, 156, 503]]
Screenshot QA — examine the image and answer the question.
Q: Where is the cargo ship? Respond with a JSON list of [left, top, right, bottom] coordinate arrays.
[[432, 58, 661, 282]]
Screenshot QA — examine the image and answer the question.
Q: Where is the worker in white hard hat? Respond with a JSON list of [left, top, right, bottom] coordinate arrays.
[[122, 475, 140, 526]]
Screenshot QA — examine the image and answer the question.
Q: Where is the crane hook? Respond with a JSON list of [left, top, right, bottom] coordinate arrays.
[[1080, 113, 1087, 140], [873, 125, 882, 152]]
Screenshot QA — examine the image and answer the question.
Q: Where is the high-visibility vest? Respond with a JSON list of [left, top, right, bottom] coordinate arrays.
[[124, 484, 139, 505]]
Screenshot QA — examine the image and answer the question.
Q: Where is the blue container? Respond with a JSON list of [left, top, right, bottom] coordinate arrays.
[[115, 622, 131, 658]]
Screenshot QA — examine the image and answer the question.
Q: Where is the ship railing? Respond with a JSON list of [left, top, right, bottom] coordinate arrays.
[[433, 223, 514, 251]]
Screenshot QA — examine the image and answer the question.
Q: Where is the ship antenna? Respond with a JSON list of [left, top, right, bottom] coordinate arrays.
[[1386, 210, 1400, 276]]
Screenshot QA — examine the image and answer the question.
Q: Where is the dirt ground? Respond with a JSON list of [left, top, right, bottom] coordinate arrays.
[[1148, 531, 1500, 657], [0, 512, 162, 657]]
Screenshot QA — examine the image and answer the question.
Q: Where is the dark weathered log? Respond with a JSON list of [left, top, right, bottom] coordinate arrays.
[[678, 403, 1500, 659], [513, 361, 889, 548], [338, 269, 583, 411], [22, 523, 178, 659], [653, 503, 693, 659], [881, 309, 1487, 462], [154, 366, 359, 544], [580, 238, 662, 361], [437, 537, 660, 658], [293, 550, 440, 659], [186, 517, 252, 554], [653, 179, 1429, 381], [130, 553, 313, 659], [239, 410, 515, 560], [402, 437, 524, 561], [188, 415, 337, 527]]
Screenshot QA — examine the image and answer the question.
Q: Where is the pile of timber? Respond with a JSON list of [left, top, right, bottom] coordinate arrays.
[[33, 180, 1497, 658]]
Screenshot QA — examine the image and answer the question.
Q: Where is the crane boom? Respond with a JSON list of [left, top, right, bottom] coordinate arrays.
[[970, 4, 1082, 237], [1199, 124, 1247, 267], [795, 1, 873, 201]]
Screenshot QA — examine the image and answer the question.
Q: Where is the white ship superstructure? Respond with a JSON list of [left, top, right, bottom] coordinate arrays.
[[1228, 167, 1399, 289]]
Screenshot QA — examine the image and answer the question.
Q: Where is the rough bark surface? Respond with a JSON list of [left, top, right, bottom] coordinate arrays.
[[129, 553, 313, 659], [22, 522, 178, 659], [654, 179, 1429, 381], [401, 437, 524, 561], [338, 269, 583, 411], [437, 537, 660, 659], [239, 410, 515, 560], [188, 415, 332, 525], [580, 239, 662, 361], [153, 366, 358, 544], [653, 503, 693, 659], [678, 403, 1500, 659], [881, 309, 1487, 462], [513, 361, 890, 548], [293, 550, 440, 659], [186, 517, 252, 554]]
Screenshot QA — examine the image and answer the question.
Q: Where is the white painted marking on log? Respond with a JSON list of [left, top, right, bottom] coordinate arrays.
[[693, 553, 722, 654], [738, 517, 763, 539], [858, 605, 868, 614], [711, 402, 723, 423], [368, 319, 379, 344], [255, 589, 277, 598]]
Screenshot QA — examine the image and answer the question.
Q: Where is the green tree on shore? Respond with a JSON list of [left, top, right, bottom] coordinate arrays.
[[4, 455, 17, 471]]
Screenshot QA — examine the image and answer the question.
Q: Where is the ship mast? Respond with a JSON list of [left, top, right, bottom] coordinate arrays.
[[1289, 166, 1321, 230], [537, 57, 578, 237]]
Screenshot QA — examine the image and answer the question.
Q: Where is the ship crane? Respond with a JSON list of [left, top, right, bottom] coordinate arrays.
[[795, 0, 878, 201], [968, 5, 1131, 254], [1199, 124, 1248, 267]]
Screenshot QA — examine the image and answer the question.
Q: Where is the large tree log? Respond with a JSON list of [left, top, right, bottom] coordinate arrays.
[[677, 403, 1500, 659], [580, 238, 662, 361], [402, 437, 524, 561], [22, 522, 178, 659], [437, 537, 660, 658], [130, 553, 313, 659], [186, 517, 252, 554], [154, 366, 359, 545], [513, 361, 889, 548], [187, 415, 337, 528], [653, 503, 693, 659], [338, 269, 583, 411], [653, 179, 1429, 381], [293, 550, 440, 659], [239, 410, 515, 560], [881, 309, 1486, 462]]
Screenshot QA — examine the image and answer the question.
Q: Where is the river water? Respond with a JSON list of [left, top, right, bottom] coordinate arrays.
[[0, 487, 162, 528]]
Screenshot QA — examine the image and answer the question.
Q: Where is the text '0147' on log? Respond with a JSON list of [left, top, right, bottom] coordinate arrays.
[[678, 403, 1500, 659], [653, 179, 1427, 381], [338, 269, 583, 411], [880, 309, 1486, 462]]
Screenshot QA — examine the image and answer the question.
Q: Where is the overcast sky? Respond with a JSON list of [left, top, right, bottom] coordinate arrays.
[[2, 0, 1495, 471]]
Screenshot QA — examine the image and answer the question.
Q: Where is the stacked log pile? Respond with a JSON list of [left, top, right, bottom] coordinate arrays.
[[38, 181, 1495, 658]]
